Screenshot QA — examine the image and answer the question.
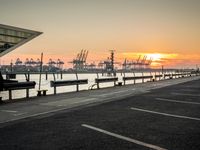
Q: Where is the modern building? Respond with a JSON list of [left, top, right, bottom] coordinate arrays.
[[0, 24, 42, 57]]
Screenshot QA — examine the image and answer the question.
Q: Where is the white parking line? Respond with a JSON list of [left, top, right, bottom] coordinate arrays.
[[82, 124, 167, 150], [130, 107, 200, 121], [155, 98, 200, 105], [180, 89, 196, 92], [99, 90, 131, 96], [171, 93, 200, 97], [13, 113, 27, 116], [42, 98, 97, 107], [72, 98, 97, 104], [0, 106, 78, 124], [1, 110, 18, 113]]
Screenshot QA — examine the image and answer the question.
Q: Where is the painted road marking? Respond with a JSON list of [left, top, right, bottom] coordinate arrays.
[[13, 113, 27, 116], [0, 107, 70, 124], [0, 110, 27, 117], [82, 124, 167, 150], [180, 89, 196, 92], [130, 107, 200, 121], [1, 110, 18, 113], [70, 98, 97, 104], [99, 90, 131, 96], [57, 98, 98, 106], [155, 98, 200, 105], [98, 88, 149, 97], [171, 93, 200, 97], [42, 98, 97, 107]]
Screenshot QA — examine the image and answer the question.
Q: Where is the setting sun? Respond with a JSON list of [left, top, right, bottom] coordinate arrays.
[[146, 53, 162, 61]]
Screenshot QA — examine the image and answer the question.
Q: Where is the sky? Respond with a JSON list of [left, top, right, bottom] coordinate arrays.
[[0, 0, 200, 69]]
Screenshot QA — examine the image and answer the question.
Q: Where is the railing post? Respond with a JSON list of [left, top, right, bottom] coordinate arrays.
[[75, 72, 79, 92], [57, 71, 59, 79], [155, 72, 157, 81], [26, 89, 29, 98], [54, 86, 56, 95], [149, 71, 152, 81], [161, 65, 164, 75], [76, 84, 79, 92], [171, 73, 173, 79], [61, 71, 63, 79], [45, 71, 48, 80], [9, 90, 12, 100], [96, 73, 100, 89], [133, 72, 136, 84], [142, 72, 144, 83], [28, 71, 30, 81], [53, 73, 56, 81], [52, 73, 56, 94], [159, 72, 161, 80], [97, 81, 100, 89], [25, 71, 30, 82], [123, 72, 126, 85]]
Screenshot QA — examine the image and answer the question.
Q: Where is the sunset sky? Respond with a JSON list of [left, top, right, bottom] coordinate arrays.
[[0, 0, 200, 69]]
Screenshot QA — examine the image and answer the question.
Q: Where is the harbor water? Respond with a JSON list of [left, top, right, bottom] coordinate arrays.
[[0, 72, 169, 100]]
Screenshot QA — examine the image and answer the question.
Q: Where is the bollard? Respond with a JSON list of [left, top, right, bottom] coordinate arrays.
[[118, 82, 122, 86], [37, 90, 48, 96], [43, 90, 47, 96], [37, 90, 42, 96]]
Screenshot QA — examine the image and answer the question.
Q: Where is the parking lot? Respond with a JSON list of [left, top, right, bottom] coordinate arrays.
[[0, 79, 200, 150]]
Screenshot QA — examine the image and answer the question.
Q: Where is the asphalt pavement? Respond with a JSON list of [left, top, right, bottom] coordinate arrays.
[[0, 78, 200, 150]]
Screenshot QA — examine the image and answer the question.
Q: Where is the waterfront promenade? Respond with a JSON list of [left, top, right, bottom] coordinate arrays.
[[0, 76, 200, 149]]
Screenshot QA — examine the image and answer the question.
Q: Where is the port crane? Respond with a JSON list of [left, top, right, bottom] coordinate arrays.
[[69, 49, 89, 70]]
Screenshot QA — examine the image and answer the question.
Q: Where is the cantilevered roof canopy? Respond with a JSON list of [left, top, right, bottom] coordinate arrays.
[[0, 24, 42, 57]]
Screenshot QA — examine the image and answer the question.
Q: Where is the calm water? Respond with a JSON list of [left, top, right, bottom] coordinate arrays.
[[0, 71, 172, 100]]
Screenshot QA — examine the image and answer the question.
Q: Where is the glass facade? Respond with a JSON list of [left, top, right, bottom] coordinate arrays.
[[0, 24, 42, 57]]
